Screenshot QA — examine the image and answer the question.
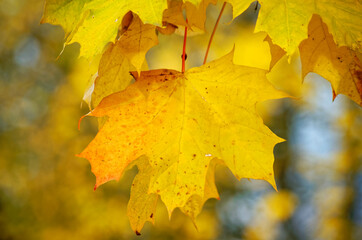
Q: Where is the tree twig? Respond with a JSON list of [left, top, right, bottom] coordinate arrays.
[[182, 19, 188, 73], [203, 2, 227, 65]]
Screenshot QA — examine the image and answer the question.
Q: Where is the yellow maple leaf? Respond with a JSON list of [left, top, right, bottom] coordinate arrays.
[[184, 0, 217, 32], [78, 50, 288, 216], [90, 15, 151, 110], [116, 14, 158, 73], [255, 0, 313, 56], [264, 35, 287, 71], [226, 0, 255, 19], [162, 0, 187, 28], [41, 0, 88, 37], [255, 0, 361, 56], [300, 15, 362, 106], [164, 0, 251, 32], [41, 0, 167, 58], [314, 0, 362, 50], [162, 0, 217, 33]]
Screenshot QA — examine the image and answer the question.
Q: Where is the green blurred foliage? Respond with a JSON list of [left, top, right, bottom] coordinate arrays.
[[0, 1, 361, 240]]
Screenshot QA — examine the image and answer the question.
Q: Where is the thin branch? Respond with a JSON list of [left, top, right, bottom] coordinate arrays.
[[182, 19, 188, 73], [203, 2, 227, 65]]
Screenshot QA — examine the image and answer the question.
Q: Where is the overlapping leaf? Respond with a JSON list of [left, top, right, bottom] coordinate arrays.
[[187, 0, 254, 19], [162, 0, 217, 33], [184, 0, 217, 31], [226, 0, 255, 19], [255, 0, 362, 56], [41, 0, 90, 36], [115, 14, 158, 73], [300, 15, 362, 105], [42, 0, 167, 58], [91, 42, 133, 109], [85, 13, 154, 112], [265, 14, 362, 105]]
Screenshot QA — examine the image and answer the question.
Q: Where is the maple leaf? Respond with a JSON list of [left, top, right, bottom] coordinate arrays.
[[88, 14, 153, 111], [41, 0, 167, 59], [299, 15, 362, 106], [91, 41, 134, 109], [78, 50, 288, 216], [264, 14, 362, 106], [162, 0, 217, 33], [226, 0, 255, 19], [41, 0, 89, 37], [162, 0, 187, 28], [254, 0, 362, 56], [183, 0, 217, 32], [264, 35, 287, 71], [163, 0, 250, 32], [116, 14, 158, 73], [313, 0, 362, 50]]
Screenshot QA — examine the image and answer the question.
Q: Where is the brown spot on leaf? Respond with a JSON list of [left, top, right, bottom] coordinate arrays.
[[150, 213, 153, 218], [353, 70, 362, 95], [332, 89, 337, 101], [135, 231, 141, 236]]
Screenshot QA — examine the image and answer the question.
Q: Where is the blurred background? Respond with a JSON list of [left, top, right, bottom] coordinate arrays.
[[0, 0, 361, 239]]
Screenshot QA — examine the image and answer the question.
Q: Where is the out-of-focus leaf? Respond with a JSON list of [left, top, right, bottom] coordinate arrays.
[[264, 191, 298, 221]]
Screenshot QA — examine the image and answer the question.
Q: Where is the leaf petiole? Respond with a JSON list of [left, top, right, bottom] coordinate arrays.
[[203, 2, 227, 65], [182, 19, 188, 73]]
